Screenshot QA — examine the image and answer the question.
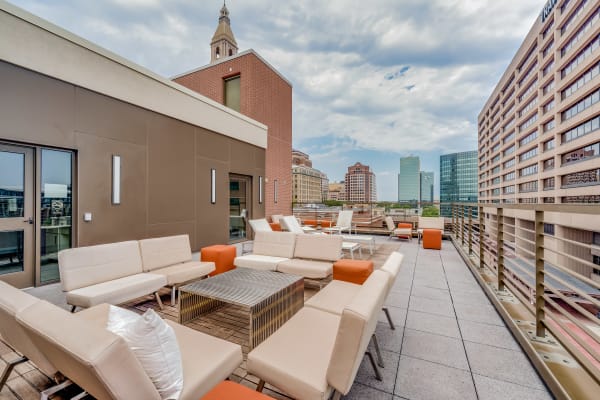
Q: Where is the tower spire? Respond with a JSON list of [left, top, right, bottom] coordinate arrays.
[[211, 1, 237, 62]]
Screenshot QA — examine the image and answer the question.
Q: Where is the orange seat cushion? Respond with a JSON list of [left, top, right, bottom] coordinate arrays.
[[269, 222, 282, 231], [320, 220, 334, 228], [422, 229, 442, 250], [333, 259, 374, 284], [397, 223, 412, 229], [201, 245, 237, 276], [302, 219, 318, 226], [201, 381, 273, 399]]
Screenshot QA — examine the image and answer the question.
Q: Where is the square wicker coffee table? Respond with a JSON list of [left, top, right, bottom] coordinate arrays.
[[178, 267, 304, 349]]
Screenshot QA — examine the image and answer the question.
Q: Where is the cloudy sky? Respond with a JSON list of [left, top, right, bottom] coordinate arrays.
[[8, 0, 544, 200]]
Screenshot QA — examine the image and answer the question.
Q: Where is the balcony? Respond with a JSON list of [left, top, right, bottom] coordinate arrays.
[[1, 231, 563, 399]]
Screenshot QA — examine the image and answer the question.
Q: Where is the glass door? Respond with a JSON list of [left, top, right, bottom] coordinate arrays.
[[229, 174, 251, 242], [0, 144, 34, 288]]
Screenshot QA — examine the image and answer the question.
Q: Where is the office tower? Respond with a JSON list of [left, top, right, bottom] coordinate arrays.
[[440, 151, 478, 217], [420, 171, 434, 204], [398, 156, 420, 204]]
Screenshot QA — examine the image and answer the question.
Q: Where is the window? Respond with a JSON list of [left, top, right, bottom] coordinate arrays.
[[543, 99, 555, 114], [504, 171, 516, 181], [504, 145, 515, 156], [519, 113, 538, 132], [562, 61, 599, 100], [561, 168, 600, 188], [562, 195, 600, 203], [519, 79, 538, 102], [594, 232, 600, 245], [503, 131, 515, 144], [519, 180, 538, 192], [543, 80, 555, 95], [562, 89, 600, 121], [561, 0, 589, 35], [561, 115, 600, 143], [561, 7, 599, 56], [543, 138, 555, 151], [504, 158, 516, 169], [543, 158, 555, 170], [503, 185, 515, 194], [215, 46, 220, 59], [519, 147, 538, 162], [543, 59, 554, 76], [224, 75, 241, 112], [561, 33, 600, 78], [543, 177, 555, 190], [543, 41, 554, 58], [520, 164, 538, 177], [544, 119, 555, 132], [562, 142, 600, 165], [543, 196, 555, 203], [544, 223, 555, 235], [519, 130, 538, 147], [519, 97, 538, 117]]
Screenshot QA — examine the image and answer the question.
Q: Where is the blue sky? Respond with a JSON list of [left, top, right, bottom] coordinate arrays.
[[7, 0, 544, 200]]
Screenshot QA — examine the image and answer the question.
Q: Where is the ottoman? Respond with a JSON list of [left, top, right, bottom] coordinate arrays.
[[333, 259, 374, 285], [422, 229, 442, 250], [202, 381, 273, 399], [201, 245, 236, 276]]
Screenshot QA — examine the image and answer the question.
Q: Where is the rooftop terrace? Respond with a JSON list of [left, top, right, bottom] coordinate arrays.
[[1, 237, 553, 400]]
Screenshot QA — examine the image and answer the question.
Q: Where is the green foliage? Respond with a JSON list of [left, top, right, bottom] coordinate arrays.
[[323, 200, 344, 207], [422, 206, 440, 217]]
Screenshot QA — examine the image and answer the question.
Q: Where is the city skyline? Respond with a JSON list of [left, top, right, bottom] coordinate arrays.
[[6, 0, 545, 200]]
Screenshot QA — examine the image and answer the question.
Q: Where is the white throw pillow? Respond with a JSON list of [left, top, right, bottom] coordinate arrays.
[[106, 306, 183, 400]]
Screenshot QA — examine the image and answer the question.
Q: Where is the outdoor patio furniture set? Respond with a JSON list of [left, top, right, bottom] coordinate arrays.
[[0, 215, 406, 399]]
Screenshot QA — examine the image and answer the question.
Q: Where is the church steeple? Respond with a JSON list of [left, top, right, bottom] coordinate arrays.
[[210, 1, 238, 63]]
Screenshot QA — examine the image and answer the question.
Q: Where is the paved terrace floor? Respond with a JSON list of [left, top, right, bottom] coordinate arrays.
[[0, 238, 554, 400]]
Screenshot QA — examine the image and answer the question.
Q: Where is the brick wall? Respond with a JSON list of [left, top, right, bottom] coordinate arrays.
[[174, 52, 293, 218]]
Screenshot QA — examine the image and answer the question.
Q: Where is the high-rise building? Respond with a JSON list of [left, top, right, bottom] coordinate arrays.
[[478, 1, 600, 204], [173, 4, 293, 218], [291, 150, 328, 203], [345, 163, 377, 203], [398, 156, 420, 204], [420, 171, 434, 204], [327, 182, 346, 201], [440, 151, 478, 217]]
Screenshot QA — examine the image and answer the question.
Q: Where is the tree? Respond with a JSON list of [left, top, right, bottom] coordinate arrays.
[[422, 206, 440, 217], [323, 200, 344, 207]]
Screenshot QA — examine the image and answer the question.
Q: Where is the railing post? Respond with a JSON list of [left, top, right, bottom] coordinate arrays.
[[496, 207, 505, 291], [535, 209, 546, 338], [479, 205, 485, 270], [468, 206, 473, 255], [452, 204, 456, 237], [461, 205, 465, 246]]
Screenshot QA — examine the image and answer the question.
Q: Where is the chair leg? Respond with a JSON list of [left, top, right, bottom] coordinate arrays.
[[171, 287, 177, 306], [155, 292, 164, 310], [331, 391, 342, 400], [0, 356, 27, 390], [382, 307, 395, 330], [70, 305, 77, 313], [256, 379, 265, 392], [40, 379, 73, 400], [365, 351, 383, 381], [371, 334, 384, 368]]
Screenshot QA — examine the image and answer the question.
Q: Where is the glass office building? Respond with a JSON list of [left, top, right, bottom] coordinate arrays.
[[440, 151, 478, 217], [398, 156, 420, 204], [420, 171, 434, 204]]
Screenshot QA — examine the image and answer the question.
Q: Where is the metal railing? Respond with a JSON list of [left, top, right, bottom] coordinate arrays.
[[450, 203, 600, 399]]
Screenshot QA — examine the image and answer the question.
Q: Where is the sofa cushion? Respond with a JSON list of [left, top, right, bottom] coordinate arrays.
[[305, 280, 359, 316], [247, 307, 340, 400], [234, 254, 288, 271], [293, 234, 342, 261], [150, 261, 215, 285], [59, 241, 143, 291], [380, 252, 404, 296], [277, 259, 333, 279], [418, 217, 445, 231], [0, 281, 57, 378], [16, 300, 160, 400], [166, 320, 243, 399], [66, 273, 166, 309], [252, 231, 296, 258], [139, 235, 192, 272]]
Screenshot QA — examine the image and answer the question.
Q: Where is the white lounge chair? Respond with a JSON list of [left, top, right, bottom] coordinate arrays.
[[323, 210, 354, 235], [280, 215, 316, 234], [248, 218, 273, 233]]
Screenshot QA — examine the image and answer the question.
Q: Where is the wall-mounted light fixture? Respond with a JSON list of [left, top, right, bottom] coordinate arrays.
[[274, 179, 278, 204], [112, 155, 121, 205], [259, 176, 263, 204], [210, 168, 216, 204]]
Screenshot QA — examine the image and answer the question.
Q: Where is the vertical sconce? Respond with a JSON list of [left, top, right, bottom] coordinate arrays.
[[259, 176, 263, 204], [210, 168, 216, 204], [274, 179, 278, 204], [112, 155, 121, 205]]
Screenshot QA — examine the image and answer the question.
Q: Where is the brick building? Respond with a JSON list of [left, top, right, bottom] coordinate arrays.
[[173, 4, 293, 218], [345, 162, 377, 203]]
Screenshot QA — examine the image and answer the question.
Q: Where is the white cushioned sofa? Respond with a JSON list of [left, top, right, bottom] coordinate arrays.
[[233, 231, 342, 285], [59, 235, 215, 311]]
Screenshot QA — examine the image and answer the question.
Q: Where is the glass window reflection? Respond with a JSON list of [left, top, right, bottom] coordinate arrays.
[[0, 151, 25, 218]]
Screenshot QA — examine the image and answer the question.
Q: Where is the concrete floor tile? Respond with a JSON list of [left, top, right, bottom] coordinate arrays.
[[453, 302, 504, 326], [375, 322, 404, 353], [406, 310, 461, 338], [378, 306, 407, 328], [345, 383, 393, 400], [465, 342, 545, 390], [395, 356, 477, 400], [459, 319, 520, 351], [412, 277, 448, 290], [410, 285, 451, 302], [450, 291, 491, 306], [408, 296, 455, 318], [355, 349, 400, 394], [401, 329, 469, 370], [386, 290, 410, 309], [473, 374, 553, 400]]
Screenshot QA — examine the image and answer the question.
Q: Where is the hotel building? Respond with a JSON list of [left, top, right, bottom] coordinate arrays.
[[478, 0, 600, 282], [478, 0, 600, 205], [345, 163, 377, 203], [291, 150, 328, 203], [327, 182, 346, 201]]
